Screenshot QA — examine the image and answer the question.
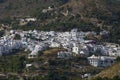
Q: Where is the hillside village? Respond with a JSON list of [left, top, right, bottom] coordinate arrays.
[[0, 29, 120, 68], [0, 0, 120, 80]]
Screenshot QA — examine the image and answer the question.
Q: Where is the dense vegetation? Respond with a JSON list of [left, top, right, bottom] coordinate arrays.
[[0, 49, 102, 80], [0, 30, 5, 37]]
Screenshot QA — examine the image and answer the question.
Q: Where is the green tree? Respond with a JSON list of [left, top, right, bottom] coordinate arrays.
[[112, 75, 120, 80], [14, 34, 21, 40]]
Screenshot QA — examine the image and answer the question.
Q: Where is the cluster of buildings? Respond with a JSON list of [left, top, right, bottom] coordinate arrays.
[[0, 29, 120, 67], [0, 35, 25, 56], [88, 55, 116, 67], [19, 17, 37, 26]]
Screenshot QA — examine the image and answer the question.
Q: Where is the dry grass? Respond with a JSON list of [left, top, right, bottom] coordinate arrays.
[[96, 62, 120, 78], [43, 48, 66, 56]]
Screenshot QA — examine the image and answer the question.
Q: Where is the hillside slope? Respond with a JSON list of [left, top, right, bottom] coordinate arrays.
[[0, 0, 119, 34], [0, 0, 119, 18], [96, 62, 120, 78], [0, 0, 63, 18]]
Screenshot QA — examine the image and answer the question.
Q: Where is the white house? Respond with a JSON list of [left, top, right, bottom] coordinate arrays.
[[105, 43, 120, 56], [72, 45, 80, 54], [72, 43, 89, 56], [26, 64, 32, 68], [25, 18, 37, 22], [108, 47, 120, 56], [71, 29, 78, 41], [88, 55, 116, 67], [28, 44, 46, 59], [28, 50, 38, 59], [49, 42, 60, 48], [57, 51, 72, 59]]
